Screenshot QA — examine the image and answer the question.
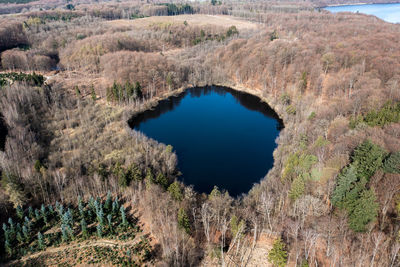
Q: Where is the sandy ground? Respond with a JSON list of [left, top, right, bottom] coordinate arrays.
[[106, 14, 259, 30]]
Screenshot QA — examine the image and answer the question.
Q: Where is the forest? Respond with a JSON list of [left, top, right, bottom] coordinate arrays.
[[0, 0, 399, 266]]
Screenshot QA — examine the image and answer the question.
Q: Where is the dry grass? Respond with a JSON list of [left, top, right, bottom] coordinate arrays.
[[107, 14, 259, 30]]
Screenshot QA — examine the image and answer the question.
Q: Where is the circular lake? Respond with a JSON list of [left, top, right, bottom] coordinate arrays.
[[130, 86, 283, 196]]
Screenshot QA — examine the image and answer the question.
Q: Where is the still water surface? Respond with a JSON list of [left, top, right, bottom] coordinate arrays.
[[130, 86, 283, 196], [324, 3, 400, 23]]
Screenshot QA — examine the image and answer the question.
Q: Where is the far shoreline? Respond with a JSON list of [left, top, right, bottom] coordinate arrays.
[[318, 1, 400, 8]]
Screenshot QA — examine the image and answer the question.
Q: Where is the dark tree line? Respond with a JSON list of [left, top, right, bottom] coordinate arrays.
[[106, 80, 142, 103]]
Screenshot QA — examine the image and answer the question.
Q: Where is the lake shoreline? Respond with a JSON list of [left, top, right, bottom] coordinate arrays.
[[319, 1, 400, 8], [125, 83, 287, 130], [124, 83, 286, 196]]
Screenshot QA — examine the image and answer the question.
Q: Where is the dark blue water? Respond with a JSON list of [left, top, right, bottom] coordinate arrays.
[[324, 3, 400, 23], [130, 86, 283, 196]]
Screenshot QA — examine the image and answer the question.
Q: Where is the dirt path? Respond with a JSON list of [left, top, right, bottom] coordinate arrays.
[[9, 233, 145, 266]]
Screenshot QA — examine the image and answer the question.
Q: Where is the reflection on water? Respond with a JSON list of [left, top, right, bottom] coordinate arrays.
[[129, 86, 283, 196], [129, 86, 283, 130]]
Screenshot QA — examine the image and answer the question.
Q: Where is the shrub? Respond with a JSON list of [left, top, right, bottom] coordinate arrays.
[[286, 105, 296, 115], [280, 93, 290, 105], [226, 26, 239, 38], [282, 152, 317, 182], [308, 111, 316, 120], [270, 30, 279, 41]]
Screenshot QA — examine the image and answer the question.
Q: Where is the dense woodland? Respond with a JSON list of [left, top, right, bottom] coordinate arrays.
[[0, 0, 399, 266]]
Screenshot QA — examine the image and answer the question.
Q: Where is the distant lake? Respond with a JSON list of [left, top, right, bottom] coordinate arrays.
[[324, 3, 400, 23], [130, 86, 283, 197]]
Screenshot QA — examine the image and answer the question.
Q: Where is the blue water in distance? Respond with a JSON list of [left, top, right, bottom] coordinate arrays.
[[324, 3, 400, 23], [130, 86, 283, 197]]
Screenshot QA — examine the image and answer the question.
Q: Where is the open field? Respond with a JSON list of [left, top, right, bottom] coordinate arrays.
[[107, 14, 259, 30]]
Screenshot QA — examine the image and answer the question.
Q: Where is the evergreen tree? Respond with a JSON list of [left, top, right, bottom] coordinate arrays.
[[16, 205, 24, 220], [74, 85, 81, 97], [111, 81, 118, 101], [91, 84, 96, 101], [41, 204, 48, 225], [127, 164, 142, 182], [230, 215, 245, 238], [135, 82, 142, 98], [17, 231, 23, 243], [34, 160, 43, 172], [8, 218, 15, 239], [57, 204, 64, 220], [145, 168, 155, 189], [81, 218, 88, 239], [22, 225, 29, 241], [62, 209, 73, 227], [37, 232, 45, 250], [270, 30, 279, 41], [383, 151, 400, 173], [88, 196, 95, 213], [120, 206, 128, 227], [156, 173, 169, 189], [114, 162, 128, 187], [168, 181, 183, 201], [209, 186, 221, 200], [97, 224, 103, 238], [126, 81, 134, 99], [112, 197, 119, 215], [28, 206, 34, 219], [107, 214, 112, 232], [67, 225, 74, 240], [24, 216, 31, 232], [78, 196, 85, 218], [268, 238, 288, 267], [289, 175, 305, 201], [35, 209, 40, 221], [97, 207, 104, 227], [299, 71, 308, 92], [48, 204, 54, 214], [331, 141, 382, 232], [348, 189, 379, 232], [352, 140, 387, 180], [5, 239, 12, 256], [226, 25, 239, 37], [2, 223, 9, 242], [61, 225, 69, 242], [331, 165, 358, 208], [166, 73, 174, 90], [104, 191, 112, 212], [177, 208, 191, 235]]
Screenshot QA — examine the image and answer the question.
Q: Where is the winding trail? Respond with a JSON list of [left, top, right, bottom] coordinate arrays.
[[8, 233, 146, 266]]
